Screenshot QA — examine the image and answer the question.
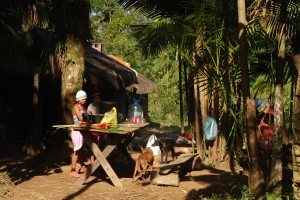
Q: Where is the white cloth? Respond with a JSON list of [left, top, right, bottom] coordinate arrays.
[[87, 103, 100, 114], [146, 134, 161, 156], [71, 130, 83, 151]]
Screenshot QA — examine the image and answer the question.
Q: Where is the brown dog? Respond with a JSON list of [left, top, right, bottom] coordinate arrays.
[[132, 146, 154, 182]]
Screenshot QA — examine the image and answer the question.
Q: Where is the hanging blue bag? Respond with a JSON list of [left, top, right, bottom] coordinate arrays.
[[204, 116, 217, 140]]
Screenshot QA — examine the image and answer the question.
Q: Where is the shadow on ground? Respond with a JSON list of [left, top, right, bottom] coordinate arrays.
[[0, 125, 293, 200]]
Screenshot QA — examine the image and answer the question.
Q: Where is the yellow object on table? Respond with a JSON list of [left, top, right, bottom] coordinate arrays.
[[100, 107, 117, 125]]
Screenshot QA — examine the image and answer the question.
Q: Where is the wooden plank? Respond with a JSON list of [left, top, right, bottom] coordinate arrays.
[[76, 133, 122, 187], [75, 159, 101, 185], [91, 147, 123, 187], [53, 122, 149, 134], [159, 154, 198, 175], [52, 124, 108, 128], [52, 124, 77, 128], [75, 144, 116, 185], [102, 145, 117, 157], [73, 127, 133, 134]]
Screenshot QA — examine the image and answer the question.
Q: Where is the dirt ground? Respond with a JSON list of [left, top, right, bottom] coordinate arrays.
[[1, 157, 247, 200], [0, 129, 248, 200]]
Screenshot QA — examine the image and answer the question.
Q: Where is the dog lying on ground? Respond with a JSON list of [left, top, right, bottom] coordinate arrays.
[[132, 146, 154, 182], [152, 138, 177, 164]]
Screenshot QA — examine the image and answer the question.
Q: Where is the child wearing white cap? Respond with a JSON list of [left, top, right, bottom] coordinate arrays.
[[70, 90, 87, 178]]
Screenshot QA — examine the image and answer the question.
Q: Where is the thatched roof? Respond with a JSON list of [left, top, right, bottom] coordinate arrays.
[[126, 72, 156, 94], [84, 47, 137, 90], [85, 47, 156, 94], [107, 54, 156, 94]]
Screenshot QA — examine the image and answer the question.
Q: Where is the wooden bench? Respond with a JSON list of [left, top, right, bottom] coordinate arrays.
[[159, 153, 198, 174], [150, 153, 199, 186]]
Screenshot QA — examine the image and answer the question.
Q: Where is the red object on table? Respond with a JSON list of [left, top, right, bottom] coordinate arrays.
[[97, 123, 109, 129], [131, 117, 137, 123]]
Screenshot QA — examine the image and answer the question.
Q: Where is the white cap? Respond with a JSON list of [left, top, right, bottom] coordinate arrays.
[[76, 90, 87, 101]]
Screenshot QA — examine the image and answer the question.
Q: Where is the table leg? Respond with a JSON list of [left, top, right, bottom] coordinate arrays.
[[75, 144, 116, 185], [75, 132, 122, 187], [107, 133, 136, 166], [119, 133, 136, 166], [120, 147, 135, 166]]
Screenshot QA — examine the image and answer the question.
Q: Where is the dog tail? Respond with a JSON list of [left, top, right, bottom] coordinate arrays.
[[139, 145, 145, 153]]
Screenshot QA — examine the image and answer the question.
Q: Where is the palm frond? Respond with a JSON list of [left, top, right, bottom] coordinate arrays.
[[131, 16, 196, 57], [120, 0, 195, 19], [248, 0, 300, 39]]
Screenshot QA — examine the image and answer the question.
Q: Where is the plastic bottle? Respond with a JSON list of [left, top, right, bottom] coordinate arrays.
[[129, 99, 142, 123]]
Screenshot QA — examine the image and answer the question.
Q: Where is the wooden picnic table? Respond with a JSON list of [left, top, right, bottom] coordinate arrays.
[[53, 122, 149, 187]]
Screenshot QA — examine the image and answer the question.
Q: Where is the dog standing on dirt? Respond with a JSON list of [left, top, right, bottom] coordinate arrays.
[[132, 146, 154, 182], [152, 138, 177, 164]]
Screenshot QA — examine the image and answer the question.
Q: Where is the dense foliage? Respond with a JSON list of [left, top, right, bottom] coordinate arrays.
[[1, 0, 300, 198], [90, 0, 185, 126]]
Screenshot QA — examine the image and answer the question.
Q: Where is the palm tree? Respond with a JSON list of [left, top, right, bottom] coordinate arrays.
[[238, 0, 266, 198], [120, 0, 250, 163], [121, 0, 214, 156], [248, 0, 300, 195]]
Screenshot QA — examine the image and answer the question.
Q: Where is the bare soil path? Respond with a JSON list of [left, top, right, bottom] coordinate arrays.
[[1, 154, 247, 200], [0, 128, 248, 200]]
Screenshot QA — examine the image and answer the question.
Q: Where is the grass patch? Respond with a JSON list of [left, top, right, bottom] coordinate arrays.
[[0, 172, 15, 198]]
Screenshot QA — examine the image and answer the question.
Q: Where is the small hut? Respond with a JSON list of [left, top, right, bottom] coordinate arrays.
[[84, 46, 156, 119]]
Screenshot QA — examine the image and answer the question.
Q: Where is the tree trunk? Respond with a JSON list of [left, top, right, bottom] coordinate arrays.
[[269, 35, 287, 194], [247, 99, 266, 199], [194, 75, 202, 156], [237, 0, 266, 198], [61, 37, 85, 124], [187, 64, 196, 153], [289, 53, 300, 198], [57, 0, 91, 124], [289, 66, 296, 136], [269, 85, 283, 194], [199, 72, 208, 129], [19, 0, 44, 157], [187, 65, 195, 126], [237, 0, 250, 100], [178, 54, 184, 134], [211, 85, 219, 164], [290, 54, 300, 140], [23, 72, 44, 156], [277, 37, 289, 145]]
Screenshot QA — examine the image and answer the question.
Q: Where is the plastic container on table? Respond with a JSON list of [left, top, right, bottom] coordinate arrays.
[[129, 99, 143, 123]]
